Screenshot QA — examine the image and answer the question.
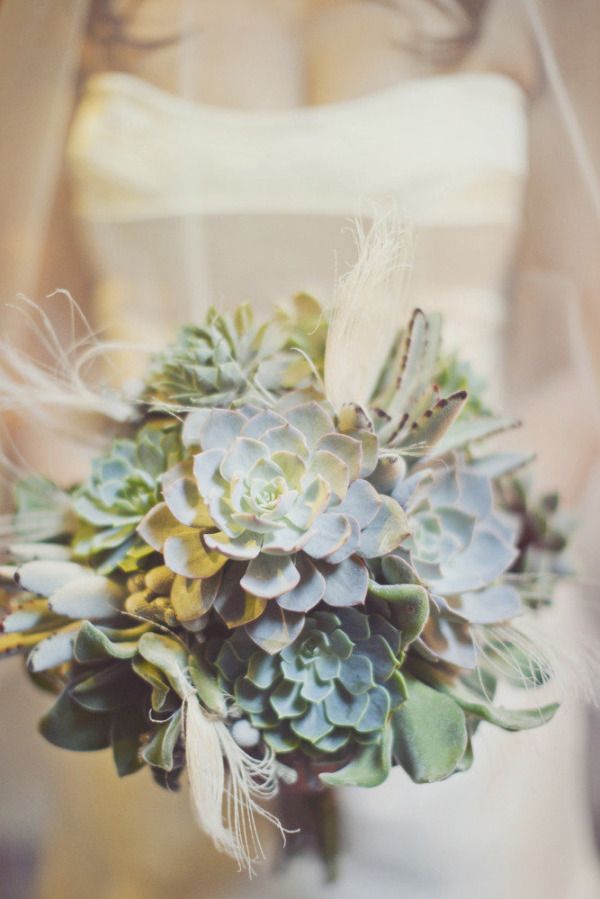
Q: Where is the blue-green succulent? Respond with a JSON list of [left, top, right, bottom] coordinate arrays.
[[72, 422, 182, 573], [211, 607, 407, 766], [145, 304, 284, 410]]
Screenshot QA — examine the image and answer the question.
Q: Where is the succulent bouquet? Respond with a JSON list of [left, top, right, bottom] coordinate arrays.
[[0, 263, 568, 874]]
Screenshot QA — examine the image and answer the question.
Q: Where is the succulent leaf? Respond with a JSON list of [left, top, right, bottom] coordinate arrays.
[[142, 708, 183, 771], [39, 689, 112, 752], [391, 675, 468, 783], [320, 725, 393, 788]]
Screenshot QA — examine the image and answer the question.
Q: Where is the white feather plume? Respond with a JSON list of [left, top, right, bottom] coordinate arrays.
[[324, 211, 414, 410], [184, 690, 286, 875], [0, 293, 137, 434], [473, 584, 600, 708]]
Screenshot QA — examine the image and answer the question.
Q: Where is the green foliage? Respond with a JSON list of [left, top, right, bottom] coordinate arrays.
[[210, 607, 407, 785], [13, 476, 75, 542], [434, 352, 489, 418], [145, 305, 281, 410], [391, 675, 469, 783], [496, 476, 573, 587], [72, 423, 182, 573]]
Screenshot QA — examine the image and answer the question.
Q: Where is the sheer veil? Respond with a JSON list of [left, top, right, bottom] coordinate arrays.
[[0, 1, 90, 300]]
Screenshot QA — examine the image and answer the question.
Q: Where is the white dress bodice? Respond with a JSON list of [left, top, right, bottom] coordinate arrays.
[[66, 70, 527, 390], [69, 70, 527, 224], [30, 70, 599, 899]]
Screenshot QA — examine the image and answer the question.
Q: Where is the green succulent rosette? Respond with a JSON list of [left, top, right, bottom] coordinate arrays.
[[400, 463, 522, 670], [71, 422, 183, 573], [211, 607, 406, 768], [145, 304, 285, 411]]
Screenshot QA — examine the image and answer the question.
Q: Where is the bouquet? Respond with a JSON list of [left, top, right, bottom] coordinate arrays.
[[0, 229, 569, 876]]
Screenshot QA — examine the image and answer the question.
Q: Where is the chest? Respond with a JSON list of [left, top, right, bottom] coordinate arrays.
[[99, 0, 459, 108]]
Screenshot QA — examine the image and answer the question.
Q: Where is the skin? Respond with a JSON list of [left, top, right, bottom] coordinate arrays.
[[84, 0, 539, 105]]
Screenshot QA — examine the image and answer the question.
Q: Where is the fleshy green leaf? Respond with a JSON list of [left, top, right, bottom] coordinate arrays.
[[137, 633, 189, 698], [71, 663, 140, 712], [132, 658, 172, 712], [111, 705, 146, 777], [75, 622, 142, 663], [189, 655, 227, 715], [163, 530, 228, 579], [170, 573, 220, 622], [443, 682, 559, 731], [367, 581, 429, 647], [303, 513, 351, 560], [391, 675, 468, 783], [320, 725, 392, 788], [27, 624, 80, 672], [358, 497, 409, 558], [290, 702, 333, 743], [316, 433, 363, 480], [142, 708, 182, 771], [395, 391, 468, 455], [318, 556, 369, 607], [240, 554, 300, 600], [48, 575, 125, 620], [163, 478, 213, 528], [15, 560, 91, 596], [39, 690, 111, 751], [137, 502, 183, 552], [434, 416, 519, 455]]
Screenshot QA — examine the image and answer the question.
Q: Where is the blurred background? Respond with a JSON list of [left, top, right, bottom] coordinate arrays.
[[0, 1, 599, 897]]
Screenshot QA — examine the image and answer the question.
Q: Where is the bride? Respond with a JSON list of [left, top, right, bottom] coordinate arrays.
[[1, 2, 599, 897]]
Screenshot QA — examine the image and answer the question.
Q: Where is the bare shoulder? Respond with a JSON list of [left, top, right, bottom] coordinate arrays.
[[305, 0, 542, 104], [461, 0, 542, 94], [86, 0, 305, 107]]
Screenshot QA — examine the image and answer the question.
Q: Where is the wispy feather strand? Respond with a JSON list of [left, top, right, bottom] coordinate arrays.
[[473, 601, 600, 708], [0, 293, 137, 434], [184, 690, 286, 876], [324, 211, 414, 410]]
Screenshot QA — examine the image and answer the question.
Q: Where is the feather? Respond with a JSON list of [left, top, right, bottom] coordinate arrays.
[[324, 212, 414, 410], [0, 293, 138, 435], [184, 688, 286, 875], [472, 592, 600, 707]]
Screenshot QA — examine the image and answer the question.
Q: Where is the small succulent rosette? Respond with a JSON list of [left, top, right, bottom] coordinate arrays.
[[0, 274, 570, 874]]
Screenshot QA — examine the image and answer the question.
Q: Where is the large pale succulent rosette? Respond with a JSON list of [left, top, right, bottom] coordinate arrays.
[[138, 399, 409, 654]]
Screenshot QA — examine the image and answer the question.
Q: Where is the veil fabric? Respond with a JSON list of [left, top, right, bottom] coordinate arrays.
[[0, 0, 90, 301]]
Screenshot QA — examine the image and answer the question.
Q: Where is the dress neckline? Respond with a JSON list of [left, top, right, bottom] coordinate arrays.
[[82, 68, 527, 124]]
